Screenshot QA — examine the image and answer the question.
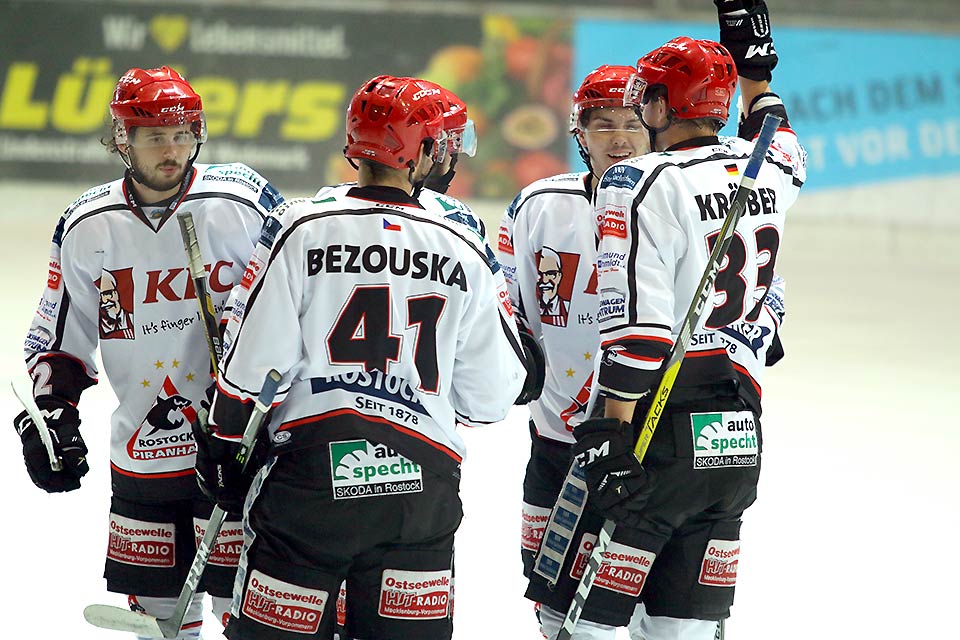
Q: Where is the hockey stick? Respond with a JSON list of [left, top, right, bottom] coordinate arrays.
[[10, 379, 63, 471], [177, 211, 223, 377], [554, 113, 782, 640], [83, 368, 282, 638]]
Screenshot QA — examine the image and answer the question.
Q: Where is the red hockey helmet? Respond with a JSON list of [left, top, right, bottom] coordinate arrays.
[[626, 37, 737, 123], [569, 64, 636, 133], [110, 66, 206, 146], [344, 75, 448, 170]]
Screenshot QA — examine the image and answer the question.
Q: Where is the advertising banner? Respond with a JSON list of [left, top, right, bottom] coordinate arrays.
[[575, 20, 960, 191], [0, 2, 573, 199]]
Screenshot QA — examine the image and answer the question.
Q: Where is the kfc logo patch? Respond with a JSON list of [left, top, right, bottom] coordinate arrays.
[[536, 247, 580, 328], [96, 267, 136, 340]]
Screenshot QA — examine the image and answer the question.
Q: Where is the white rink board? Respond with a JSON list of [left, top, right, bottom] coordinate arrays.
[[0, 178, 958, 640]]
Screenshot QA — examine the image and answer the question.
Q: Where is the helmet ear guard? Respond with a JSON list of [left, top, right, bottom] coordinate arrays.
[[421, 133, 449, 167]]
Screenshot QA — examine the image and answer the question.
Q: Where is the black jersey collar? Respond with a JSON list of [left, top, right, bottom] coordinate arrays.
[[664, 136, 721, 152], [347, 185, 424, 208]]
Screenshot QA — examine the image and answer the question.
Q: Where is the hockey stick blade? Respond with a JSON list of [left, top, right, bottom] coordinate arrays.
[[11, 379, 62, 471], [83, 368, 282, 637], [554, 113, 782, 640], [83, 604, 168, 638]]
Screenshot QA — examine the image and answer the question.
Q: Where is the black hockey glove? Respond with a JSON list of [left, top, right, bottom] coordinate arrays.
[[14, 396, 89, 493], [572, 418, 656, 528], [192, 417, 266, 514], [714, 0, 779, 81], [516, 330, 546, 404]]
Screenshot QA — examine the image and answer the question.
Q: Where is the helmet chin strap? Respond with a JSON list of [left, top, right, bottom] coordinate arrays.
[[575, 137, 600, 182], [423, 154, 459, 194], [637, 107, 673, 151], [410, 140, 442, 199], [640, 114, 671, 153]]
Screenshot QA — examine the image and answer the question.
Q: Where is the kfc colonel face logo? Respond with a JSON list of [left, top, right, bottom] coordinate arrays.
[[97, 268, 136, 340], [536, 247, 580, 328]]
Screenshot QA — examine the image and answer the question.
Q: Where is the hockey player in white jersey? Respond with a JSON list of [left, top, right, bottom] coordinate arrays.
[[193, 75, 531, 640], [12, 67, 284, 639], [552, 2, 806, 638], [309, 77, 537, 637], [497, 64, 646, 634]]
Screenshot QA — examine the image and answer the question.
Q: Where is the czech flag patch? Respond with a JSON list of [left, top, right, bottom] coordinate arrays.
[[383, 218, 401, 231]]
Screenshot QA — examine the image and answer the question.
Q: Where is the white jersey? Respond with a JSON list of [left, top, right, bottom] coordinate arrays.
[[214, 185, 526, 478], [314, 182, 515, 339], [498, 172, 601, 443], [500, 172, 789, 444], [316, 182, 497, 272], [594, 126, 806, 403], [23, 163, 282, 501]]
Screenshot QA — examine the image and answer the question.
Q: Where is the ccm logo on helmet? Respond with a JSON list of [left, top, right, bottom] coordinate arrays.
[[160, 104, 185, 113], [411, 88, 441, 101]]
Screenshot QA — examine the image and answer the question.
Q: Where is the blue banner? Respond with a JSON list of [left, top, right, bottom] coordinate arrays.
[[574, 20, 960, 191]]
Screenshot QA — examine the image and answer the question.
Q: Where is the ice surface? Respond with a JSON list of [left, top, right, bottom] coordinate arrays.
[[2, 181, 957, 639]]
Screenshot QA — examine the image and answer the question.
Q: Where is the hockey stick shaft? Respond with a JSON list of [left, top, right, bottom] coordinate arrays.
[[177, 211, 223, 378], [555, 113, 781, 640], [10, 379, 62, 471], [83, 368, 282, 638], [633, 114, 780, 461]]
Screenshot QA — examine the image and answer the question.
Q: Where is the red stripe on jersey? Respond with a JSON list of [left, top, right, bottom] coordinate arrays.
[[763, 304, 781, 329], [279, 408, 463, 463], [110, 463, 196, 480], [685, 348, 726, 359], [753, 126, 797, 140], [216, 380, 284, 407], [732, 362, 762, 397], [600, 334, 673, 348]]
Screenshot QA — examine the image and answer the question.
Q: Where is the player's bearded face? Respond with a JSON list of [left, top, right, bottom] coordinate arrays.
[[579, 106, 649, 177], [126, 125, 196, 193]]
